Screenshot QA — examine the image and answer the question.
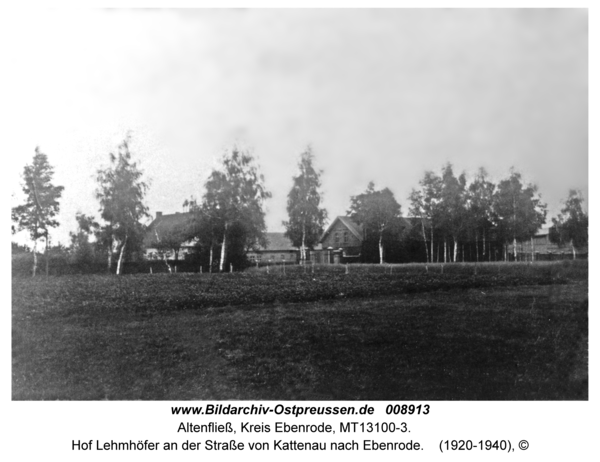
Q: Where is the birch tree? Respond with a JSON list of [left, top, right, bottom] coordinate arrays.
[[148, 221, 191, 272], [203, 148, 270, 272], [348, 182, 401, 264], [493, 169, 546, 261], [408, 171, 442, 263], [549, 189, 588, 259], [12, 147, 64, 276], [466, 168, 495, 262], [438, 163, 467, 263], [283, 147, 327, 263], [96, 137, 148, 275], [184, 197, 222, 272]]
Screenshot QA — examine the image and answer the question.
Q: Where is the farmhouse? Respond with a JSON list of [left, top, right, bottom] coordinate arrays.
[[143, 213, 426, 265], [313, 216, 363, 264], [311, 215, 416, 264], [144, 211, 197, 260], [508, 227, 588, 260], [247, 232, 298, 264], [144, 213, 297, 264]]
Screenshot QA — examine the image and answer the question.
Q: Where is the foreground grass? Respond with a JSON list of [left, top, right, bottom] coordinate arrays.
[[12, 266, 587, 400]]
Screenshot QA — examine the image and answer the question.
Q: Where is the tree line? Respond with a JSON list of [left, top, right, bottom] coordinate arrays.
[[12, 138, 588, 276], [351, 164, 587, 264], [408, 164, 548, 264]]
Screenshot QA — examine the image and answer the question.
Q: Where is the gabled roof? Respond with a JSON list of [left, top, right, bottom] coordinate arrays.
[[144, 212, 194, 247], [260, 232, 297, 251], [320, 216, 363, 243], [320, 215, 418, 244]]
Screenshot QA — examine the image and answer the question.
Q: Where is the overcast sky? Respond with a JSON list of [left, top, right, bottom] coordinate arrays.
[[6, 8, 587, 246]]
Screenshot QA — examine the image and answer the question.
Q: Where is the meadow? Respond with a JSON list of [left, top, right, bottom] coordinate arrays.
[[12, 261, 587, 400]]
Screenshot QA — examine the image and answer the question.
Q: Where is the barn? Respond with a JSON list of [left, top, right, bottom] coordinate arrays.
[[507, 227, 588, 260], [246, 232, 298, 264], [144, 211, 197, 260]]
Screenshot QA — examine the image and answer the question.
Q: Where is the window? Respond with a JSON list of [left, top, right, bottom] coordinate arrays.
[[334, 232, 339, 244], [344, 231, 348, 244], [281, 254, 286, 260]]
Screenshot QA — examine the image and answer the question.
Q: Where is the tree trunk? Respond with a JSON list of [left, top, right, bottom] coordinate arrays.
[[475, 229, 479, 263], [163, 254, 172, 273], [379, 232, 384, 264], [116, 238, 127, 275], [443, 238, 447, 264], [483, 228, 487, 258], [32, 238, 38, 277], [219, 225, 228, 272], [513, 198, 517, 261], [209, 243, 213, 273], [430, 227, 434, 265], [421, 220, 429, 263], [531, 237, 535, 262], [45, 234, 49, 277], [301, 224, 306, 264], [107, 236, 113, 273], [453, 237, 458, 263], [571, 240, 576, 260]]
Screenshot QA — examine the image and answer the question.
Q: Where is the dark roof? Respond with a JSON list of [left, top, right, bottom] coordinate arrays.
[[144, 212, 194, 247], [260, 232, 297, 251], [337, 216, 363, 239], [320, 216, 363, 243], [321, 215, 417, 244]]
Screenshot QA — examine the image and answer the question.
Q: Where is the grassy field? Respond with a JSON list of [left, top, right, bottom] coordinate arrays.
[[12, 261, 587, 400]]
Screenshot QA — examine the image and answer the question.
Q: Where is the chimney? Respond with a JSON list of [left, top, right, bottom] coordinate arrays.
[[156, 211, 162, 219]]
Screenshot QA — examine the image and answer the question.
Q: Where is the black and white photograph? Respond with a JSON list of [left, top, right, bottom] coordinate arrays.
[[9, 7, 588, 404]]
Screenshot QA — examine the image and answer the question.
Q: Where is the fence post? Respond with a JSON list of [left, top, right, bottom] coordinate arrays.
[[345, 263, 348, 274], [175, 265, 177, 273], [230, 263, 233, 273], [200, 266, 202, 274], [150, 267, 152, 274]]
